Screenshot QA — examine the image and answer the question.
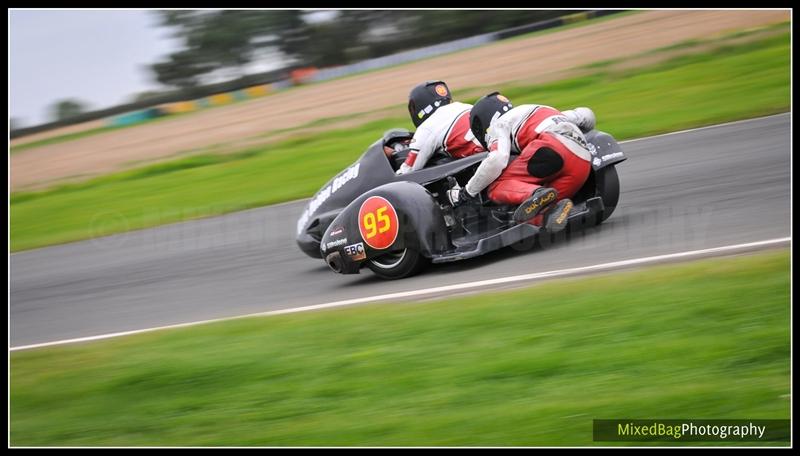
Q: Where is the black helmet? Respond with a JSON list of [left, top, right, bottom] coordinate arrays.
[[469, 92, 513, 149], [408, 81, 452, 127]]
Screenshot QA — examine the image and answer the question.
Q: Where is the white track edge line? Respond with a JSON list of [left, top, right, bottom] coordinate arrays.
[[10, 237, 790, 352]]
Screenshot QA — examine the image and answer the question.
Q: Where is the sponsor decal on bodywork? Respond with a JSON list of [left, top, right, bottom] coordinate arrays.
[[296, 163, 361, 235], [325, 238, 348, 250], [344, 242, 366, 261], [601, 151, 624, 162], [358, 196, 399, 250]]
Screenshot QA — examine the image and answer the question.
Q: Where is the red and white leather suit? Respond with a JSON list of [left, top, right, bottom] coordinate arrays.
[[396, 102, 485, 175], [465, 105, 594, 210]]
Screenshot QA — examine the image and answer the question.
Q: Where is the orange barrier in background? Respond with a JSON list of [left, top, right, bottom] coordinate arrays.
[[290, 67, 319, 85], [208, 93, 234, 106], [244, 85, 270, 97], [117, 84, 275, 126], [160, 101, 197, 114]]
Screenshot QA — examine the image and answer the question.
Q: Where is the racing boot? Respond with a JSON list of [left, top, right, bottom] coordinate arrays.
[[541, 198, 574, 233], [512, 187, 558, 223]]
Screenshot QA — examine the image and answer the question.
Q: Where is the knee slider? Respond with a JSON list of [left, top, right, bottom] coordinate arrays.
[[527, 147, 563, 178]]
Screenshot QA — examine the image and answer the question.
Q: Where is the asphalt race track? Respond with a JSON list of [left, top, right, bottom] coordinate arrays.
[[10, 114, 791, 348]]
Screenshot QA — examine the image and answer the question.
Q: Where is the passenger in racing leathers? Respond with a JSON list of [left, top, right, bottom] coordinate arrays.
[[393, 81, 485, 175], [448, 92, 596, 232]]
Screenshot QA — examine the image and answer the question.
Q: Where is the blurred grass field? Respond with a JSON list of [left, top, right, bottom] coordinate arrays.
[[10, 126, 115, 155], [9, 109, 204, 155], [9, 32, 790, 252], [10, 250, 790, 446]]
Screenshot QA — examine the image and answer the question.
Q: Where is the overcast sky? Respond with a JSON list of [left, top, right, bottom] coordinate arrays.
[[9, 10, 182, 126], [8, 9, 340, 127]]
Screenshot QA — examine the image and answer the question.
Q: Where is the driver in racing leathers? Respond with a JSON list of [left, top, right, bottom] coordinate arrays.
[[448, 91, 597, 233], [393, 81, 485, 175]]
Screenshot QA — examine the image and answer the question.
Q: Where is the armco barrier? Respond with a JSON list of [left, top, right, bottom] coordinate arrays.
[[109, 107, 166, 127], [244, 85, 271, 97], [306, 34, 496, 84], [160, 101, 197, 115], [11, 71, 288, 139], [208, 93, 234, 106], [305, 10, 624, 85], [495, 9, 620, 40], [109, 83, 274, 127]]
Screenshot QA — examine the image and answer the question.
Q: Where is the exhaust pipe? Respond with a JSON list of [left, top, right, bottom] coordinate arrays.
[[326, 252, 343, 273]]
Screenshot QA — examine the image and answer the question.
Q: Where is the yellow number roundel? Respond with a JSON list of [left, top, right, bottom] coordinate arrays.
[[358, 196, 399, 250]]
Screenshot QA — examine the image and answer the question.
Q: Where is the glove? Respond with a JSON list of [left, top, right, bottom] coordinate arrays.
[[564, 107, 596, 133], [576, 107, 596, 132], [447, 184, 478, 207], [395, 162, 412, 175]]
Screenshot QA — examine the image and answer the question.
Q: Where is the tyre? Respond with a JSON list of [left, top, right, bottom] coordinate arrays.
[[366, 248, 428, 280], [595, 165, 620, 224]]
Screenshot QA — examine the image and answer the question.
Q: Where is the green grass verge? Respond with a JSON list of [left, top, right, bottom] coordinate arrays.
[[9, 32, 790, 252], [9, 107, 231, 155], [10, 126, 117, 154], [580, 20, 790, 70], [10, 250, 790, 446]]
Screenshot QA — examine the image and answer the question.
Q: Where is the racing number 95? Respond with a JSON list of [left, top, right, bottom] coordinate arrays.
[[362, 206, 390, 239], [358, 196, 399, 250]]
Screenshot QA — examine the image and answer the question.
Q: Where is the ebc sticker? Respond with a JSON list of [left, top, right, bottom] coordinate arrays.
[[358, 196, 399, 250], [344, 242, 366, 261]]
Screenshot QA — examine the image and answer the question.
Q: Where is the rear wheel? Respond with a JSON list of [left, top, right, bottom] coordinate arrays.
[[366, 248, 427, 280]]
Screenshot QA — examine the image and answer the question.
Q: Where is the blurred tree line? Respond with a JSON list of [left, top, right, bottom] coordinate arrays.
[[151, 10, 574, 89], [50, 99, 89, 121]]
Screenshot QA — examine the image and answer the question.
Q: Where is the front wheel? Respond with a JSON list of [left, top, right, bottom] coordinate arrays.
[[366, 248, 428, 280], [595, 165, 620, 224]]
